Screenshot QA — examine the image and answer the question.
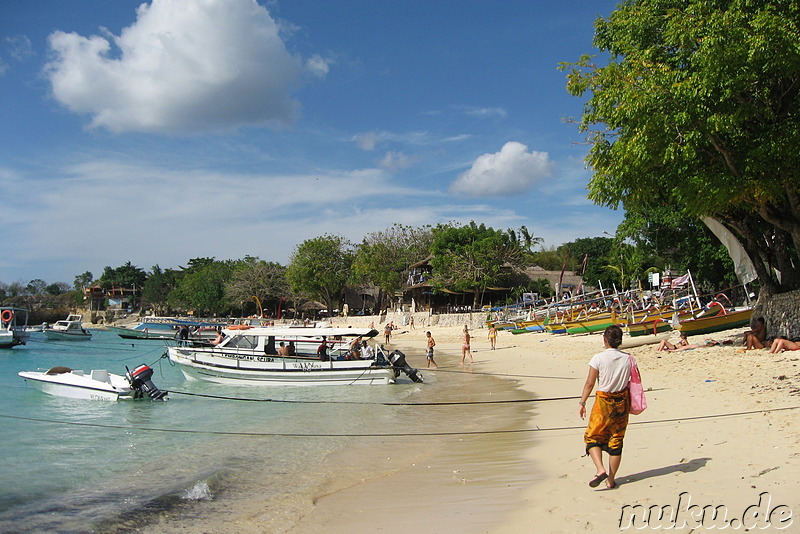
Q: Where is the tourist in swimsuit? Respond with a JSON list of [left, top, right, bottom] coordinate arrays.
[[488, 326, 497, 350], [425, 331, 438, 368], [460, 326, 473, 364], [657, 332, 688, 351], [768, 337, 800, 353]]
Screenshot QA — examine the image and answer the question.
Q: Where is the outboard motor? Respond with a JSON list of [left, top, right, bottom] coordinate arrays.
[[126, 364, 168, 401], [388, 349, 423, 383]]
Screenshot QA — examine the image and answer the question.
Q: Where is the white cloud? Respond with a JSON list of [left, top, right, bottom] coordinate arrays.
[[44, 0, 326, 134], [450, 141, 553, 197], [464, 106, 507, 119], [379, 151, 418, 171], [6, 35, 34, 62]]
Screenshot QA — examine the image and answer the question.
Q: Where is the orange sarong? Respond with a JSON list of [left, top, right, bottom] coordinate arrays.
[[584, 389, 630, 456]]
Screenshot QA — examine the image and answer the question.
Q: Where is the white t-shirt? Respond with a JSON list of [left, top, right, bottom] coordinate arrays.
[[588, 348, 632, 393]]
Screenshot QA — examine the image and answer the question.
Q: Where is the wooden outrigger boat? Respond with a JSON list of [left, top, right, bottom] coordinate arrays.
[[625, 309, 693, 337], [673, 306, 753, 336]]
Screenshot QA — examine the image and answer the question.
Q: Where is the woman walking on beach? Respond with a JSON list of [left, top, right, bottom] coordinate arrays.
[[579, 325, 632, 490], [460, 325, 473, 364]]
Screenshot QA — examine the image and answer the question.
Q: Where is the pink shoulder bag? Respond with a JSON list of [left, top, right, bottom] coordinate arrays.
[[628, 354, 647, 415]]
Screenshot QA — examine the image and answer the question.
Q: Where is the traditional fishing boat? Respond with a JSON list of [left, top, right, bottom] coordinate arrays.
[[673, 305, 753, 336], [166, 326, 422, 386], [42, 314, 92, 341], [0, 307, 31, 348], [18, 364, 168, 401], [625, 309, 694, 337]]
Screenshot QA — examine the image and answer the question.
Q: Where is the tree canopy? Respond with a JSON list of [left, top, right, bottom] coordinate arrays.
[[429, 222, 526, 307], [286, 234, 355, 316], [563, 0, 800, 295]]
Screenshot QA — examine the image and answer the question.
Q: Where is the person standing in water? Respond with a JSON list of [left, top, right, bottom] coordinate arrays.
[[425, 331, 438, 368]]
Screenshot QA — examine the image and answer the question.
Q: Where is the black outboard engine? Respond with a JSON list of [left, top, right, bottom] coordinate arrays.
[[126, 364, 168, 401], [388, 350, 423, 383]]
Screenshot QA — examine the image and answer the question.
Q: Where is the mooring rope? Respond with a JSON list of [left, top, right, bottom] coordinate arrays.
[[2, 405, 797, 438]]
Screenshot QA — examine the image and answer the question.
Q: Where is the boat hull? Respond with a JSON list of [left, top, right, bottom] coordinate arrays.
[[168, 347, 395, 386], [42, 330, 92, 341], [674, 308, 753, 336], [18, 370, 132, 401]]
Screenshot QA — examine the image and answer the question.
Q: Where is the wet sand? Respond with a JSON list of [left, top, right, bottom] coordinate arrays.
[[296, 325, 800, 533], [133, 322, 800, 533]]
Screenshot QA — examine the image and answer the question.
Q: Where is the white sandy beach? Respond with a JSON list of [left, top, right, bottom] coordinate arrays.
[[289, 323, 800, 533]]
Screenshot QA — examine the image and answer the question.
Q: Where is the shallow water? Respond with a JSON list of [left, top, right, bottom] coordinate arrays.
[[0, 330, 536, 533]]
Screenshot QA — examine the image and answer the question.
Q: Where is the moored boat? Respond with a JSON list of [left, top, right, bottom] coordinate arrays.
[[42, 314, 92, 341], [18, 364, 168, 401], [167, 326, 422, 386], [673, 306, 753, 336], [1, 307, 31, 348], [107, 317, 225, 340]]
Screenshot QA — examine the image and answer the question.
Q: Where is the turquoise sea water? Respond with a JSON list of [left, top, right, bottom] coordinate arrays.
[[0, 329, 536, 533]]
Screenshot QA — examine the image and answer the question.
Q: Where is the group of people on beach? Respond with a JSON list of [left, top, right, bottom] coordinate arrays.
[[655, 317, 800, 353]]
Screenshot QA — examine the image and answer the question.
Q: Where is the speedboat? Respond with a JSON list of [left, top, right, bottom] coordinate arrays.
[[18, 364, 168, 401], [167, 325, 422, 386], [42, 314, 92, 341], [1, 307, 31, 348]]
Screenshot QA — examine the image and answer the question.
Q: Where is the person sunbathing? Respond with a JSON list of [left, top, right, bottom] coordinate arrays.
[[768, 337, 800, 353], [667, 338, 722, 352], [657, 332, 688, 351]]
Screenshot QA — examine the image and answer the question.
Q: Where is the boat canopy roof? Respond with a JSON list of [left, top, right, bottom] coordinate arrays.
[[223, 326, 379, 339]]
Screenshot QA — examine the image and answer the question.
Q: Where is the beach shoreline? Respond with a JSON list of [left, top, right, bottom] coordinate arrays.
[[291, 323, 800, 533]]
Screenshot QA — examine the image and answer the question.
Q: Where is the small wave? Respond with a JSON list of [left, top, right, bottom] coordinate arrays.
[[182, 481, 213, 501]]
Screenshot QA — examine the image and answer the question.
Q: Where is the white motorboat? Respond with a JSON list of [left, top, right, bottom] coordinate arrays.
[[167, 326, 423, 386], [42, 314, 92, 341], [18, 364, 168, 401], [1, 307, 31, 348]]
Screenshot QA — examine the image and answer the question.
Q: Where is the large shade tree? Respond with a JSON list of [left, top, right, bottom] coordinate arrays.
[[352, 223, 434, 313], [563, 0, 800, 296], [428, 222, 526, 308], [286, 234, 354, 316], [224, 257, 289, 317]]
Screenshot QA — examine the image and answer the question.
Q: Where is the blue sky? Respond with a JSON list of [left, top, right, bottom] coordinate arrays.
[[0, 0, 623, 285]]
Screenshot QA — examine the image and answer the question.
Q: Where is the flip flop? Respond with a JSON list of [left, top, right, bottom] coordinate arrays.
[[606, 481, 617, 489], [588, 473, 608, 488]]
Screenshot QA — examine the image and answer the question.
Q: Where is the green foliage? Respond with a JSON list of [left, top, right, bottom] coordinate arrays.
[[428, 221, 526, 306], [352, 224, 433, 294], [99, 262, 147, 290], [167, 258, 237, 316], [141, 265, 180, 314], [617, 205, 736, 289], [225, 257, 289, 316], [73, 271, 93, 291], [559, 237, 617, 289], [562, 0, 800, 294], [286, 235, 354, 314], [530, 247, 568, 271]]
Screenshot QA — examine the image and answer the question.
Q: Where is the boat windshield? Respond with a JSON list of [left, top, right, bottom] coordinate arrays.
[[224, 335, 259, 349]]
